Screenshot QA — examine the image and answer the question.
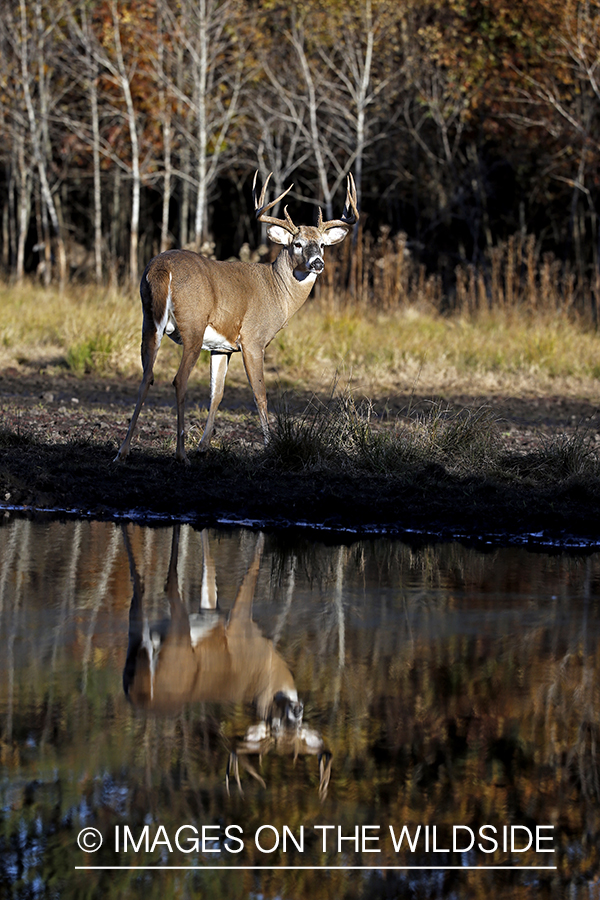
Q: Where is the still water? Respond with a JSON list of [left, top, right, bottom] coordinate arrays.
[[0, 515, 599, 899]]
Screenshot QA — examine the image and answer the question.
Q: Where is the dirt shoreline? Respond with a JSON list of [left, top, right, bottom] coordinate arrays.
[[1, 369, 600, 548]]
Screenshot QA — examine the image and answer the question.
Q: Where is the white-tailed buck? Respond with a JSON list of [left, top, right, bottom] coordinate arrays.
[[122, 526, 331, 797], [115, 171, 359, 462]]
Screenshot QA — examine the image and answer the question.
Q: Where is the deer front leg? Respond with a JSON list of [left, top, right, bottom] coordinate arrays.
[[197, 351, 231, 451], [200, 530, 218, 609], [228, 533, 264, 625], [164, 525, 193, 636], [241, 345, 270, 445]]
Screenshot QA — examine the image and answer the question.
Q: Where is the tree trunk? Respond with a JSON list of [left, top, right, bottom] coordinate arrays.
[[90, 58, 103, 284], [193, 0, 208, 247], [15, 133, 30, 285], [111, 1, 140, 289], [19, 0, 66, 289]]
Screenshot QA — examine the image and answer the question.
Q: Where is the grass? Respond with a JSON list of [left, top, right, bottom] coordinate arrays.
[[0, 281, 141, 374], [1, 366, 599, 537], [264, 387, 600, 485], [2, 281, 600, 404], [65, 333, 117, 374], [271, 304, 600, 395], [2, 267, 600, 536]]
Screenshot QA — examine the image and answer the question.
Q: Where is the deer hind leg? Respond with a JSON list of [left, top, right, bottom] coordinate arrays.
[[121, 524, 145, 695], [241, 345, 270, 445], [197, 351, 231, 451], [115, 323, 161, 461], [173, 339, 204, 464]]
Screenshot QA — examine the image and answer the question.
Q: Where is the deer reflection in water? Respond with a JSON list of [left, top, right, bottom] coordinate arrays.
[[122, 526, 331, 799]]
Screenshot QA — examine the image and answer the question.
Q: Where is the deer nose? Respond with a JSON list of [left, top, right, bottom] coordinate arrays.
[[291, 701, 304, 720], [309, 256, 324, 273]]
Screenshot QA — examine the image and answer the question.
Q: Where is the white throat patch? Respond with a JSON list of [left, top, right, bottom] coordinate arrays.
[[293, 270, 318, 284]]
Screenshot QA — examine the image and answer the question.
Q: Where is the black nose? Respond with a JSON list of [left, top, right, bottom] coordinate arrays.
[[292, 701, 304, 720], [311, 258, 324, 273]]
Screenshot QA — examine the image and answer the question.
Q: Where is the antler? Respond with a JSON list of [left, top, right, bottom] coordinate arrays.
[[253, 170, 298, 235], [317, 174, 359, 233]]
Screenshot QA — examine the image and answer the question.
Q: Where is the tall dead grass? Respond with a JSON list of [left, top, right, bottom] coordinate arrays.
[[1, 230, 600, 400], [320, 226, 599, 319]]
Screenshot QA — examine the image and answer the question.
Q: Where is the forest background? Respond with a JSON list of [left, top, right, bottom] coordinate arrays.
[[2, 0, 600, 321]]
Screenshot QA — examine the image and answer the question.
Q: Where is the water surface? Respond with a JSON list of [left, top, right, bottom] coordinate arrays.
[[0, 516, 598, 898]]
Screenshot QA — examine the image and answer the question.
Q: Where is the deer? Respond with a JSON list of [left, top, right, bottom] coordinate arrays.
[[115, 171, 359, 463], [122, 525, 331, 797]]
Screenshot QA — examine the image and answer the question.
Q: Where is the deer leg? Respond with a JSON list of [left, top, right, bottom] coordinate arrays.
[[164, 524, 192, 637], [115, 326, 160, 461], [165, 524, 181, 604], [241, 345, 270, 444], [200, 530, 218, 609], [228, 533, 264, 624], [197, 351, 231, 451], [122, 525, 144, 695], [173, 340, 203, 464]]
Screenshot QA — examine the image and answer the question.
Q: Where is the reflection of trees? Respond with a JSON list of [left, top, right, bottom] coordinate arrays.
[[0, 518, 599, 894]]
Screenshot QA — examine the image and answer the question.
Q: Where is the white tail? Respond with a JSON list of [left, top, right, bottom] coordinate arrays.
[[115, 171, 359, 462]]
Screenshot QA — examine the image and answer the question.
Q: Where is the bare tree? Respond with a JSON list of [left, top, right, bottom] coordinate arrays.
[[109, 0, 143, 287], [0, 12, 32, 282], [160, 0, 250, 248], [155, 6, 174, 254], [257, 5, 382, 218], [9, 0, 68, 288], [67, 3, 104, 283], [315, 0, 396, 209], [68, 0, 154, 287], [505, 1, 600, 305]]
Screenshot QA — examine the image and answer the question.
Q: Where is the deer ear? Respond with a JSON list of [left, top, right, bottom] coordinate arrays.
[[267, 224, 294, 246], [322, 225, 350, 246]]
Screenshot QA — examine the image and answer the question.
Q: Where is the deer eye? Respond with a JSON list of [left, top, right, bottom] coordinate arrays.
[[293, 241, 302, 249]]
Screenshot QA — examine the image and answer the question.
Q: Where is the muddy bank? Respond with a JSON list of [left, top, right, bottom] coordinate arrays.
[[1, 370, 600, 546]]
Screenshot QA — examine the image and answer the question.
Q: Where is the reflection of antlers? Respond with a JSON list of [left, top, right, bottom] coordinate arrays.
[[226, 747, 267, 795], [226, 734, 332, 801], [318, 751, 332, 802]]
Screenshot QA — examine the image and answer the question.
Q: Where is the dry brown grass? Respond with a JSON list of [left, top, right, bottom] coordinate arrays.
[[321, 226, 599, 317], [2, 241, 600, 407]]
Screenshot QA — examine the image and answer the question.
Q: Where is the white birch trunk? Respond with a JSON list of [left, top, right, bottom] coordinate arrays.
[[111, 1, 140, 288]]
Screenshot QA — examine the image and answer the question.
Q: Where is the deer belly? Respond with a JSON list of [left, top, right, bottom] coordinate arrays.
[[202, 324, 239, 353]]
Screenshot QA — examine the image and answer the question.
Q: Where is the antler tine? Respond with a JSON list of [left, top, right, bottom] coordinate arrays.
[[226, 751, 243, 797], [318, 751, 333, 801], [253, 170, 298, 234], [318, 173, 359, 233]]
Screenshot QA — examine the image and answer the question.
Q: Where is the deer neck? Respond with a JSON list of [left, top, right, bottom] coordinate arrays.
[[271, 250, 318, 318]]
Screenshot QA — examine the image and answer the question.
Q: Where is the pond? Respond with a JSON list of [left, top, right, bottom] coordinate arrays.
[[0, 515, 598, 899]]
